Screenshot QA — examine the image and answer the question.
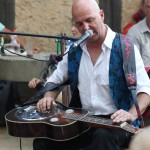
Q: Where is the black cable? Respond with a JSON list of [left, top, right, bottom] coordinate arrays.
[[0, 44, 72, 63], [1, 45, 50, 62], [1, 44, 72, 62]]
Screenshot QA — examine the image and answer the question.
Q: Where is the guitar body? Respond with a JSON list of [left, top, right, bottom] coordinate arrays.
[[5, 102, 89, 141]]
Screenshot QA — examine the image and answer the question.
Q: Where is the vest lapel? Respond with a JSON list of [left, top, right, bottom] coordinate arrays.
[[68, 46, 83, 107], [109, 33, 133, 111]]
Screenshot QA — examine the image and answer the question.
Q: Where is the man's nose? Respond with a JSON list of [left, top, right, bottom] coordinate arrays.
[[83, 22, 90, 31]]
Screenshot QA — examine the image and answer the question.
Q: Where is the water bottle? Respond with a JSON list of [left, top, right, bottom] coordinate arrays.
[[10, 35, 20, 50], [0, 36, 5, 55], [55, 38, 61, 55]]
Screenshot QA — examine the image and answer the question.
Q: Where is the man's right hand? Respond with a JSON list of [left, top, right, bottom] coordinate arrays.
[[36, 93, 57, 113]]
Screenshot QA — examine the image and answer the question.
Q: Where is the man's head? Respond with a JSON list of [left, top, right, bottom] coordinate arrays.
[[72, 0, 107, 43], [142, 0, 150, 24]]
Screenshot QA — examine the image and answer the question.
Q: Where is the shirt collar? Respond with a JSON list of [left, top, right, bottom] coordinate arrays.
[[80, 25, 116, 50], [140, 18, 150, 33], [103, 25, 116, 49]]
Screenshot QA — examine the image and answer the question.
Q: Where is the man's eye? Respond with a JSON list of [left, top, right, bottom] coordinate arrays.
[[76, 23, 82, 27], [146, 6, 150, 9], [87, 18, 94, 23]]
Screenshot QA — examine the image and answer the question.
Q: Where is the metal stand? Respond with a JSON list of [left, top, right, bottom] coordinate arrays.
[[59, 33, 71, 106]]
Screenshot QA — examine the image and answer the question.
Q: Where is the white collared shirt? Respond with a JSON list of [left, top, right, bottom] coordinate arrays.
[[127, 18, 150, 66], [47, 26, 150, 115]]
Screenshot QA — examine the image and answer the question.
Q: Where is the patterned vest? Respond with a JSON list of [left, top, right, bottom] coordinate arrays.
[[68, 34, 139, 127]]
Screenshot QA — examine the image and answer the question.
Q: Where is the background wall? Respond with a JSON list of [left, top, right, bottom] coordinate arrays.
[[15, 0, 74, 51], [15, 0, 142, 52], [122, 0, 142, 30]]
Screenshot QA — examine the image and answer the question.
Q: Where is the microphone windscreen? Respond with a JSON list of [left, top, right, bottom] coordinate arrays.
[[86, 30, 93, 38]]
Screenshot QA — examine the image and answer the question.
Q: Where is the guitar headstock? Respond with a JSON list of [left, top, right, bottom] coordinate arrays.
[[120, 122, 138, 133]]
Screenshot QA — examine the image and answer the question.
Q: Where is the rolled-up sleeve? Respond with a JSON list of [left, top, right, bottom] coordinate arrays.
[[135, 45, 150, 96], [46, 53, 68, 85]]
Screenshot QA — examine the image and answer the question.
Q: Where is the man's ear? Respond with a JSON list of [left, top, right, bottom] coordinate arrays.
[[141, 6, 146, 16], [100, 9, 104, 22]]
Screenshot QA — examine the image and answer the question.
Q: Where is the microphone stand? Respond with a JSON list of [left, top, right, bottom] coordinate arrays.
[[0, 31, 78, 61], [0, 31, 78, 41]]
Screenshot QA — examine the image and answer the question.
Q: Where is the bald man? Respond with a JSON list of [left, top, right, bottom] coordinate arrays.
[[33, 0, 150, 149]]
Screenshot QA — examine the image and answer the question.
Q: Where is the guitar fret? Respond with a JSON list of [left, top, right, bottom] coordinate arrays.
[[82, 116, 114, 125], [64, 113, 114, 126], [63, 112, 137, 134], [64, 113, 83, 120]]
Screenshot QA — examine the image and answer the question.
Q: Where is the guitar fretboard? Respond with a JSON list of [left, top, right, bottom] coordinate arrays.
[[63, 113, 137, 133], [63, 113, 118, 126]]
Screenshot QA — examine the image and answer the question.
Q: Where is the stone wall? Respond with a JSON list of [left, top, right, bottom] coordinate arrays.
[[15, 0, 74, 51], [121, 0, 142, 30], [15, 0, 142, 52]]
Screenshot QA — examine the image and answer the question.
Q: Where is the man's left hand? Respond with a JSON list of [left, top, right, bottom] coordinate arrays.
[[111, 109, 135, 123]]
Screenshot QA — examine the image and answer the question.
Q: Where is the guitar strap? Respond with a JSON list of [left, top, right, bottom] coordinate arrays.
[[119, 34, 144, 128], [21, 80, 70, 107]]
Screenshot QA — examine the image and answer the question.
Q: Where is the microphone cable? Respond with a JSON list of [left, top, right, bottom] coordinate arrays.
[[0, 44, 50, 62], [0, 30, 90, 63], [0, 43, 73, 63]]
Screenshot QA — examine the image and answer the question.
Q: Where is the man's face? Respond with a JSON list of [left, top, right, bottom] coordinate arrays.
[[143, 0, 150, 22], [73, 9, 105, 43]]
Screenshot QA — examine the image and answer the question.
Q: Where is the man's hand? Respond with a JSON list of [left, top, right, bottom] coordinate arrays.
[[36, 94, 57, 113], [111, 109, 136, 123], [28, 78, 42, 88]]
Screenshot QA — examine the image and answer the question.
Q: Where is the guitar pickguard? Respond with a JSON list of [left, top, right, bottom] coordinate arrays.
[[15, 105, 61, 121]]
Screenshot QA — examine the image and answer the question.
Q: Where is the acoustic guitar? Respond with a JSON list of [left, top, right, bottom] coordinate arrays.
[[5, 101, 138, 141]]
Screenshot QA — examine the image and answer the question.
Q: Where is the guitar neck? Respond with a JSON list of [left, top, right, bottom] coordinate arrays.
[[63, 113, 138, 133]]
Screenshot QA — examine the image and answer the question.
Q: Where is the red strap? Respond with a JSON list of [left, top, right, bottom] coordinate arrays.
[[120, 34, 144, 127]]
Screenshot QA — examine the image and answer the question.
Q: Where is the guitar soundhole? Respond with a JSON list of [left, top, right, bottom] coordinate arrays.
[[15, 105, 61, 121]]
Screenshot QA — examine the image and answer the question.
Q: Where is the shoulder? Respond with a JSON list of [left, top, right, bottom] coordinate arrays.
[[127, 19, 145, 35]]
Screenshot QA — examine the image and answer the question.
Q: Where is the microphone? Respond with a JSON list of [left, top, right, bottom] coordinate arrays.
[[73, 29, 93, 47]]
